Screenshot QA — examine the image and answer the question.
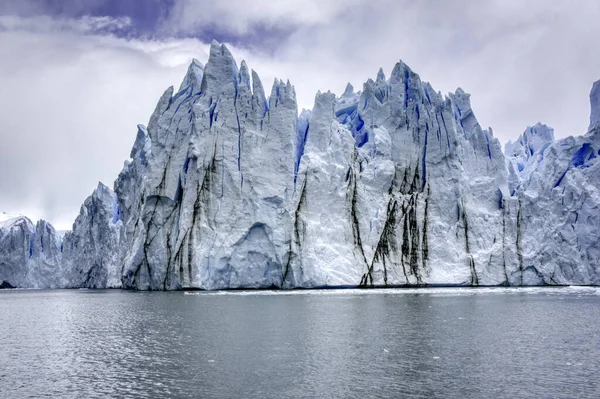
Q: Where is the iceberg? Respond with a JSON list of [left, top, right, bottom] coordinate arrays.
[[1, 41, 599, 289]]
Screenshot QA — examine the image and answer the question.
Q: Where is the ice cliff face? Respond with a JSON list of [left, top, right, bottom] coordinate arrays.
[[506, 116, 600, 284], [0, 216, 62, 288], [1, 42, 599, 289], [60, 182, 125, 288]]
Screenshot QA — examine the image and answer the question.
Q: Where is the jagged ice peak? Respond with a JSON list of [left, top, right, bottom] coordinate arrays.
[[1, 40, 599, 290]]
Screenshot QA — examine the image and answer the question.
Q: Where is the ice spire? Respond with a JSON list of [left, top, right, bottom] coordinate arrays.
[[178, 58, 204, 92], [589, 79, 600, 131], [200, 40, 239, 96]]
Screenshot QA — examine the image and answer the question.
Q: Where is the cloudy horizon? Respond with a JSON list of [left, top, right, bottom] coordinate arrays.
[[1, 0, 599, 230]]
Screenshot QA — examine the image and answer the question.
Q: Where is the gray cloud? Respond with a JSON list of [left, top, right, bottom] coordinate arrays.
[[0, 0, 599, 229], [0, 19, 208, 228], [0, 14, 132, 32], [161, 0, 365, 35]]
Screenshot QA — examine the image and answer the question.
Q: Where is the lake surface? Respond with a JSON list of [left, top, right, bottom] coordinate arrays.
[[1, 287, 599, 398]]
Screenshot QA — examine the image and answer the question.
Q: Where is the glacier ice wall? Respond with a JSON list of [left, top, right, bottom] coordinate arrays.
[[506, 124, 600, 284], [0, 216, 62, 288], [1, 42, 599, 289]]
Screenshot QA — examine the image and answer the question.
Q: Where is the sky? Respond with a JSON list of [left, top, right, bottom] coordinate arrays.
[[1, 0, 599, 230]]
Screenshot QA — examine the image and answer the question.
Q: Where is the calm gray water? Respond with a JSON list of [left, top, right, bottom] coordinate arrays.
[[1, 287, 599, 398]]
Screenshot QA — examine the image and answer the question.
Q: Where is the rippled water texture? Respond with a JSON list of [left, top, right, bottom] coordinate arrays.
[[1, 287, 600, 398]]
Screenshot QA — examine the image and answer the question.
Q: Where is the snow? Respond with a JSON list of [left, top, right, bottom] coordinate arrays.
[[0, 212, 24, 227], [1, 41, 599, 289]]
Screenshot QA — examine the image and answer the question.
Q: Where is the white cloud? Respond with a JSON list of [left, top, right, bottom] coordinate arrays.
[[1, 1, 599, 229], [265, 0, 600, 141]]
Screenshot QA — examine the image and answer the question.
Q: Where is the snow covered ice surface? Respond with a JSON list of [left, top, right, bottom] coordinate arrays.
[[1, 41, 600, 290]]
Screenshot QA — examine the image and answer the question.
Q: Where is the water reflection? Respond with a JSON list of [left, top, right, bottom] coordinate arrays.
[[1, 288, 599, 398]]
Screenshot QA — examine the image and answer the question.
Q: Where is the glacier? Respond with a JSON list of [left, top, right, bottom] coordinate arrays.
[[1, 41, 599, 290]]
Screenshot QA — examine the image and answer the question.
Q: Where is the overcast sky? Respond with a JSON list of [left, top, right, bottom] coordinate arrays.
[[1, 0, 599, 229]]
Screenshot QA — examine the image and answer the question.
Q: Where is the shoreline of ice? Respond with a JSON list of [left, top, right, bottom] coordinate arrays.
[[183, 285, 600, 297]]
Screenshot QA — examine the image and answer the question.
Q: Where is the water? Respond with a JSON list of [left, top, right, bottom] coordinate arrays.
[[1, 287, 599, 398]]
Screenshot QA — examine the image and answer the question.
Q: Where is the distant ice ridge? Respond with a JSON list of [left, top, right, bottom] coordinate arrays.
[[1, 41, 599, 290]]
